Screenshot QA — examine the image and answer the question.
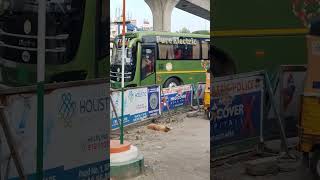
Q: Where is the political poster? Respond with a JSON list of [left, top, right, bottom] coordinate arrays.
[[211, 73, 264, 158], [266, 65, 306, 139], [280, 66, 306, 137], [161, 85, 193, 112], [193, 83, 206, 105], [0, 81, 109, 180]]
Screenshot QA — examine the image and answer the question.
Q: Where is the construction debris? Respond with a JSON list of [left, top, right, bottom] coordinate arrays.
[[186, 110, 205, 118], [147, 123, 171, 132]]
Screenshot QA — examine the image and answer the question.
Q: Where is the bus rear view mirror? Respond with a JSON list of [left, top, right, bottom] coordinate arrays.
[[127, 48, 132, 58]]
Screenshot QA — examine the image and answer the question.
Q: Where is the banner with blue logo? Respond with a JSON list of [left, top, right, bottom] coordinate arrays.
[[0, 82, 109, 180], [148, 86, 161, 117], [161, 84, 193, 112], [111, 86, 161, 129], [211, 74, 264, 158]]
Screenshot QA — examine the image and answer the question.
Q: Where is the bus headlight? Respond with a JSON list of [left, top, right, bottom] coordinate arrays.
[[127, 48, 132, 58]]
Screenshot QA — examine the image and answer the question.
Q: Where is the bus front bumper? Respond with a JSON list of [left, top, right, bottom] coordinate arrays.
[[110, 80, 137, 89]]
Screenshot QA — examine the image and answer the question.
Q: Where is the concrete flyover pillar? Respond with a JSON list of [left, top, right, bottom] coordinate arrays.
[[145, 0, 180, 32]]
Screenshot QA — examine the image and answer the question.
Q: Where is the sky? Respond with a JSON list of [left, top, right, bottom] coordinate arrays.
[[110, 0, 210, 32]]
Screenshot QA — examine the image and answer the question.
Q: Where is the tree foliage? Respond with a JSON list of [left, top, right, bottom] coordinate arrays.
[[192, 30, 209, 35], [177, 27, 191, 33]]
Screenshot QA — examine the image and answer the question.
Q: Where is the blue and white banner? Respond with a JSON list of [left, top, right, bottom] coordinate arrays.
[[111, 86, 161, 129], [161, 85, 193, 112], [0, 82, 109, 180]]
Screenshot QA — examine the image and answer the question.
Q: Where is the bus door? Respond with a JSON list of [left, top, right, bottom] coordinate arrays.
[[140, 43, 156, 86]]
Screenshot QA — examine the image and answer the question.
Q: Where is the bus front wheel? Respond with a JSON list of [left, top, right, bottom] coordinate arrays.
[[206, 111, 212, 120], [163, 78, 181, 88]]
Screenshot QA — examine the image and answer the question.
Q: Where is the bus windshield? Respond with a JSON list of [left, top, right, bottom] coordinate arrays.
[[111, 36, 136, 66], [110, 38, 137, 82], [0, 0, 73, 13], [0, 0, 85, 65], [0, 0, 108, 86], [111, 47, 135, 65]]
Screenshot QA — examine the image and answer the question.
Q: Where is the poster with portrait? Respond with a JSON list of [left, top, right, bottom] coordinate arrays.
[[161, 85, 193, 112], [266, 65, 306, 139]]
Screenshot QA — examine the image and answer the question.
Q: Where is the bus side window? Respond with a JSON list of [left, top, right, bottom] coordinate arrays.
[[202, 40, 209, 60], [158, 44, 168, 59], [174, 40, 200, 60], [141, 47, 155, 79], [192, 42, 201, 59], [157, 38, 200, 60], [174, 45, 183, 59]]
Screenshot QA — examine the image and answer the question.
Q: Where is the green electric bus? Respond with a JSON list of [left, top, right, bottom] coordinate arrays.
[[212, 0, 320, 77], [0, 0, 109, 87], [110, 31, 210, 88]]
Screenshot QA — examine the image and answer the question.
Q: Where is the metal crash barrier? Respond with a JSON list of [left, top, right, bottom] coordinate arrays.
[[110, 84, 195, 130], [211, 66, 307, 160]]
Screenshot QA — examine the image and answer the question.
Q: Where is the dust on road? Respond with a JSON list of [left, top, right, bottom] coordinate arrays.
[[124, 112, 210, 180]]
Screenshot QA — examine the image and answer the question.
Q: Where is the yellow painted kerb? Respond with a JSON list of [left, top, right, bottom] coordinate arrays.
[[212, 28, 308, 37]]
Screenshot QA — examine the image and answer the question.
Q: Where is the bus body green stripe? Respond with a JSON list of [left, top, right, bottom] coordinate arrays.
[[157, 70, 206, 74]]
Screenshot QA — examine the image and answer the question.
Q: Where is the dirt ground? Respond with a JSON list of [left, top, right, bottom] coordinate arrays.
[[121, 111, 210, 180], [212, 155, 313, 180], [110, 111, 315, 180], [212, 139, 314, 180]]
